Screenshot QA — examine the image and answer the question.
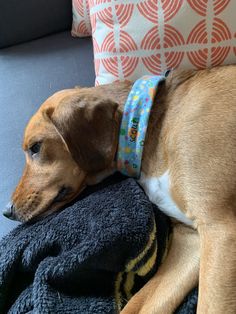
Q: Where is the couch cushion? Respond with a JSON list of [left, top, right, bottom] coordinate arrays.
[[0, 32, 95, 239], [0, 0, 73, 48]]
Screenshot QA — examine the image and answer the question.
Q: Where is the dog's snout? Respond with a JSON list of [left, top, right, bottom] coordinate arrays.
[[3, 202, 16, 220]]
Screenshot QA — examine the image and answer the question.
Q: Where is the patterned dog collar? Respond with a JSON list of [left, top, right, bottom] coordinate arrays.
[[117, 75, 167, 178]]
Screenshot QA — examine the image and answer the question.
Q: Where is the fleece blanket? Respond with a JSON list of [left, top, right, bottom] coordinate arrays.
[[0, 174, 197, 313]]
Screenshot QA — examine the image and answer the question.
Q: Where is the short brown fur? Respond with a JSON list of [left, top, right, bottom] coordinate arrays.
[[11, 66, 236, 313]]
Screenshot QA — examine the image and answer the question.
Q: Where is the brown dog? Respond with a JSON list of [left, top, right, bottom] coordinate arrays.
[[4, 65, 236, 313]]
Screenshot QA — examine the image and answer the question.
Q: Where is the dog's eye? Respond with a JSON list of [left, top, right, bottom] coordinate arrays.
[[29, 142, 41, 156]]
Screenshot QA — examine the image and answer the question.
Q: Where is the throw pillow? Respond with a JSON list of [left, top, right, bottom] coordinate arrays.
[[72, 0, 92, 37], [89, 0, 236, 85]]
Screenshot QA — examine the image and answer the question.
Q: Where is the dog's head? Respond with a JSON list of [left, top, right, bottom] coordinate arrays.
[[5, 86, 126, 221]]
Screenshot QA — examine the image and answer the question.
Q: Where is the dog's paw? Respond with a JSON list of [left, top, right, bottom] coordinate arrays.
[[120, 290, 148, 314], [121, 292, 167, 314]]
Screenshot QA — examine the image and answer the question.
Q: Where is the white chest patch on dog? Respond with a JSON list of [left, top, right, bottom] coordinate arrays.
[[139, 171, 193, 226]]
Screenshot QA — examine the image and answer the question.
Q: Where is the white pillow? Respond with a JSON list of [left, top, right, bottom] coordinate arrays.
[[72, 0, 92, 37], [89, 0, 236, 85]]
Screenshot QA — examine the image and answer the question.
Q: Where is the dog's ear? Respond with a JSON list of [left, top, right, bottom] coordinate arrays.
[[46, 94, 120, 173]]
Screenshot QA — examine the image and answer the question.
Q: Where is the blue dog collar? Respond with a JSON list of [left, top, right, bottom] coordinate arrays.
[[117, 75, 167, 178]]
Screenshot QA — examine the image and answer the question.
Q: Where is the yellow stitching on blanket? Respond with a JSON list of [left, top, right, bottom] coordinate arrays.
[[115, 272, 123, 311], [124, 271, 135, 301], [125, 222, 157, 272], [136, 241, 157, 276]]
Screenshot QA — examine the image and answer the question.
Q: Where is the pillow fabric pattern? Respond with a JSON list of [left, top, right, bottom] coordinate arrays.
[[89, 0, 236, 85], [72, 0, 92, 37]]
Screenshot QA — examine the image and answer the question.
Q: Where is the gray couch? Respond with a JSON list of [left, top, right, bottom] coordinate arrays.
[[0, 0, 95, 238]]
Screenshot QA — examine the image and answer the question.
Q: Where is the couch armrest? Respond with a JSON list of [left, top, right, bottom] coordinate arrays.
[[0, 0, 72, 48]]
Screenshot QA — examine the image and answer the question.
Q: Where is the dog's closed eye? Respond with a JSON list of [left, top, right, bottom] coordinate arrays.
[[29, 142, 41, 157], [53, 187, 72, 203]]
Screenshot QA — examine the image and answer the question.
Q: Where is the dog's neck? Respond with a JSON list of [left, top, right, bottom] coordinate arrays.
[[86, 70, 197, 185], [116, 76, 167, 177], [86, 80, 169, 185]]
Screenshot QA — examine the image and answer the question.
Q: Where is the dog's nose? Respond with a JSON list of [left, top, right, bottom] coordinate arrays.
[[3, 202, 16, 220]]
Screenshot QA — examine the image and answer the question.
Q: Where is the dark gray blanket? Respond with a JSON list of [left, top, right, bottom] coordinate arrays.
[[0, 174, 197, 313]]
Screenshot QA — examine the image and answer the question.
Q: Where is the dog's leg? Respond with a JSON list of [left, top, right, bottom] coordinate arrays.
[[197, 221, 236, 314], [121, 224, 199, 314], [170, 176, 236, 313]]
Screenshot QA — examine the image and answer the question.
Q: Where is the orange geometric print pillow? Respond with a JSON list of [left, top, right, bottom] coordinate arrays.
[[72, 0, 92, 37], [89, 0, 236, 85]]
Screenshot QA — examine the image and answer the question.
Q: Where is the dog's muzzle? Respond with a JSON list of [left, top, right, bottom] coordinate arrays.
[[3, 202, 16, 220]]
